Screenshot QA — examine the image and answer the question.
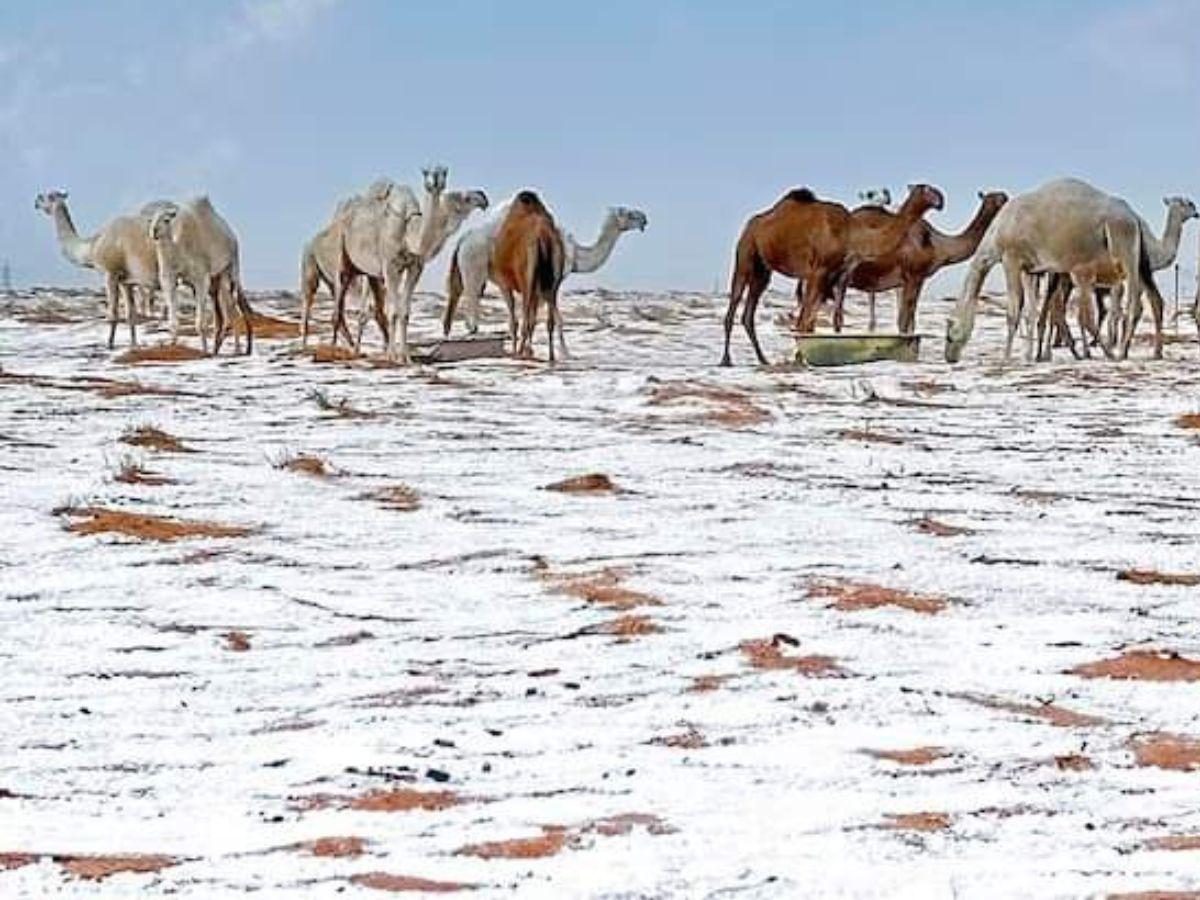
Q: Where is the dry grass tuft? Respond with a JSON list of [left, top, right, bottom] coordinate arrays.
[[112, 454, 174, 486], [360, 484, 421, 511], [544, 473, 620, 494], [120, 425, 191, 453], [274, 451, 332, 478], [840, 428, 904, 445], [309, 389, 378, 420], [739, 635, 842, 677]]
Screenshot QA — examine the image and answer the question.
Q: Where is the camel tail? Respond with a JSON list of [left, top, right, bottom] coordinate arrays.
[[443, 245, 463, 336]]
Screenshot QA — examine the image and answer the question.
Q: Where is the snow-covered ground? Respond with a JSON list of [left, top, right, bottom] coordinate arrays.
[[3, 286, 1200, 898]]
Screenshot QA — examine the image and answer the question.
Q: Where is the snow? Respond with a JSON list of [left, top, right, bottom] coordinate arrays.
[[2, 286, 1200, 897]]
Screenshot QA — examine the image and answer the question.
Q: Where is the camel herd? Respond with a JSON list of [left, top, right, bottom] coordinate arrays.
[[723, 178, 1198, 366], [33, 167, 647, 364], [31, 172, 1197, 368]]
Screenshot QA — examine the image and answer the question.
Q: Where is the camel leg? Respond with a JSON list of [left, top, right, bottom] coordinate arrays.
[[518, 291, 538, 360], [385, 262, 419, 365], [331, 271, 355, 347], [299, 257, 321, 348], [353, 278, 374, 351], [796, 271, 827, 336], [1145, 275, 1166, 360], [553, 303, 569, 360], [741, 265, 772, 365], [545, 295, 557, 365], [502, 288, 519, 350], [105, 274, 121, 349], [124, 283, 138, 348], [897, 281, 922, 335], [868, 292, 877, 332], [366, 278, 389, 350], [1000, 257, 1025, 364], [1022, 272, 1041, 363], [721, 270, 747, 367]]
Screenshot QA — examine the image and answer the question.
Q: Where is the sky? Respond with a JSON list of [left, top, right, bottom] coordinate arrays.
[[1, 0, 1198, 295]]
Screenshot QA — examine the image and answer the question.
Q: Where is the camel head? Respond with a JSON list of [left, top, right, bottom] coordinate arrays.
[[609, 207, 648, 233], [903, 183, 946, 215], [34, 190, 68, 215], [148, 205, 179, 241], [441, 190, 489, 220], [976, 190, 1010, 218], [858, 187, 892, 208], [1165, 195, 1199, 223], [422, 166, 449, 196]]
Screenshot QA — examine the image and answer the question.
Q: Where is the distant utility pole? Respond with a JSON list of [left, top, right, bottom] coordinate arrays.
[[0, 260, 11, 295]]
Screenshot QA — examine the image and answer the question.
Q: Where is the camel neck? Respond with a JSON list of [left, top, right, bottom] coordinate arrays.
[[1147, 207, 1187, 271], [569, 217, 623, 274], [52, 204, 94, 268], [935, 202, 998, 267]]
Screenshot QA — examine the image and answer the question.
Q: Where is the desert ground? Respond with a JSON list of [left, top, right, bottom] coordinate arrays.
[[3, 287, 1200, 898]]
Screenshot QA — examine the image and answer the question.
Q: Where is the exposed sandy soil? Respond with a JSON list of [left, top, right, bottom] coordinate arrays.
[[543, 473, 619, 494], [5, 288, 1200, 896], [114, 343, 209, 365]]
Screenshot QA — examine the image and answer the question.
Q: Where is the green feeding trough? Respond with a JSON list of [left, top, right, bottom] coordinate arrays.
[[795, 333, 921, 367]]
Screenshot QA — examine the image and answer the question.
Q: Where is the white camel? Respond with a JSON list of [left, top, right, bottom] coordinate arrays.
[[442, 203, 648, 357], [299, 168, 488, 353], [946, 178, 1156, 364], [326, 168, 443, 364], [34, 190, 157, 348], [1039, 196, 1197, 359], [148, 197, 253, 355]]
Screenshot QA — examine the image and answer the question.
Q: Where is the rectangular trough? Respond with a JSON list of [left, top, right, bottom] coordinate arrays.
[[795, 333, 921, 367], [412, 333, 508, 364]]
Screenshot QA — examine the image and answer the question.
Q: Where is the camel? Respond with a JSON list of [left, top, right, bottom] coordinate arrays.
[[489, 191, 566, 360], [326, 169, 440, 364], [34, 190, 158, 348], [442, 204, 647, 357], [299, 169, 487, 353], [832, 190, 1009, 334], [148, 197, 255, 355], [1037, 196, 1197, 359], [856, 187, 893, 330], [945, 178, 1156, 364], [722, 183, 944, 366]]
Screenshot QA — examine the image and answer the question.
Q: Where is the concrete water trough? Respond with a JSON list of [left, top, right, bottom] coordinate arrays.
[[795, 333, 921, 367], [412, 333, 508, 364]]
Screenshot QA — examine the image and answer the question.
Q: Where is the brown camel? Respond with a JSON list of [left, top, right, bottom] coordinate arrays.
[[491, 191, 567, 360], [722, 184, 945, 366], [832, 190, 1008, 333], [721, 188, 852, 366]]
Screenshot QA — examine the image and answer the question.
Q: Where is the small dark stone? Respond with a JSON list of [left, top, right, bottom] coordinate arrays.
[[426, 768, 451, 783]]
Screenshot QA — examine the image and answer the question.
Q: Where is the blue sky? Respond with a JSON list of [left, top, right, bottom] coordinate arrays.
[[2, 0, 1197, 293]]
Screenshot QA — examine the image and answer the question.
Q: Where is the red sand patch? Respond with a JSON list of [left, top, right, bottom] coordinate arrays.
[[687, 674, 733, 693], [544, 473, 619, 494], [1147, 835, 1200, 851], [1070, 650, 1200, 682], [456, 813, 670, 861], [304, 836, 367, 858], [458, 827, 573, 860], [0, 852, 35, 871], [1118, 569, 1200, 587], [311, 343, 358, 364], [599, 614, 662, 639], [866, 747, 949, 766], [958, 694, 1106, 728], [224, 631, 251, 652], [57, 854, 178, 880], [809, 579, 946, 615], [114, 343, 208, 365], [120, 426, 192, 453], [739, 636, 842, 677], [1054, 754, 1094, 771], [248, 312, 300, 339], [840, 428, 904, 445], [1175, 414, 1200, 430], [647, 381, 771, 429], [361, 484, 421, 512], [1130, 733, 1200, 771], [59, 506, 252, 542], [910, 516, 974, 538], [296, 788, 460, 814], [882, 812, 951, 833], [540, 566, 662, 611], [351, 873, 473, 893]]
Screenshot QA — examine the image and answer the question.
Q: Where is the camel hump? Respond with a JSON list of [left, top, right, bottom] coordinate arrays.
[[515, 190, 546, 211], [785, 188, 817, 204]]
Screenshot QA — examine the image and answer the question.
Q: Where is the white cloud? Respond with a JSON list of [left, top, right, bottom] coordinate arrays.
[[193, 0, 341, 70], [1080, 0, 1198, 88]]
